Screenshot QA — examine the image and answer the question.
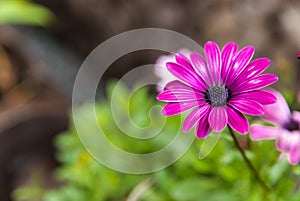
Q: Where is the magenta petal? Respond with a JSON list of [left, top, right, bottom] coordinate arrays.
[[161, 101, 203, 116], [183, 104, 210, 133], [157, 82, 204, 102], [250, 125, 280, 140], [204, 41, 222, 84], [190, 52, 212, 86], [231, 58, 270, 88], [164, 80, 188, 91], [157, 89, 204, 102], [225, 46, 255, 86], [208, 107, 228, 132], [228, 99, 264, 116], [276, 131, 297, 152], [166, 62, 206, 91], [232, 74, 278, 94], [231, 90, 277, 105], [162, 81, 196, 97], [221, 42, 238, 82], [289, 145, 300, 165], [226, 106, 249, 134], [195, 111, 211, 138], [262, 89, 291, 126], [175, 53, 192, 69], [292, 111, 300, 125]]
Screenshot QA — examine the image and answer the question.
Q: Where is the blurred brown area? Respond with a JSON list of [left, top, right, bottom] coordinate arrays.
[[0, 27, 69, 200], [34, 0, 300, 89], [0, 0, 299, 200]]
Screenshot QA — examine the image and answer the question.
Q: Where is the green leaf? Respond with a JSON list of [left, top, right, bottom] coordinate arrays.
[[268, 159, 289, 185], [0, 0, 55, 26], [171, 178, 220, 201]]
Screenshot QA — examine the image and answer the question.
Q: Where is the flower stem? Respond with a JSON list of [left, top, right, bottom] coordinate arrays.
[[228, 126, 271, 193]]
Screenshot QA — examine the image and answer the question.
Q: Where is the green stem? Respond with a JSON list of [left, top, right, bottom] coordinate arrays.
[[228, 126, 271, 193]]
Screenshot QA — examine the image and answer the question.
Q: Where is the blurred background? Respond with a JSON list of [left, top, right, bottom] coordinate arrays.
[[0, 0, 300, 201]]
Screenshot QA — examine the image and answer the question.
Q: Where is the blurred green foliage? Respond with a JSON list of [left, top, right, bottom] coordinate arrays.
[[12, 81, 300, 201], [0, 0, 54, 26]]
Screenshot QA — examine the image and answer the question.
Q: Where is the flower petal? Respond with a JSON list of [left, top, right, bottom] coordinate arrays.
[[157, 81, 204, 102], [183, 104, 210, 132], [292, 111, 300, 125], [226, 106, 249, 134], [155, 54, 175, 70], [204, 41, 222, 84], [175, 53, 192, 69], [250, 125, 281, 140], [276, 131, 299, 152], [231, 58, 271, 88], [231, 74, 278, 95], [225, 46, 255, 86], [163, 80, 187, 90], [288, 144, 300, 165], [166, 62, 206, 91], [161, 100, 205, 116], [221, 42, 238, 82], [228, 99, 264, 116], [208, 107, 228, 132], [195, 111, 211, 138], [231, 90, 277, 105], [262, 89, 291, 126], [154, 54, 177, 91], [157, 90, 204, 102], [190, 52, 212, 86]]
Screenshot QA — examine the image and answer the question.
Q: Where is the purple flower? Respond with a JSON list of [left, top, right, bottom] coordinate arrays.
[[297, 51, 300, 59], [156, 41, 278, 138], [250, 89, 300, 165]]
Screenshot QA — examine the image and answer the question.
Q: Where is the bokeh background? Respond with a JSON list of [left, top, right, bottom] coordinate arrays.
[[0, 0, 300, 200]]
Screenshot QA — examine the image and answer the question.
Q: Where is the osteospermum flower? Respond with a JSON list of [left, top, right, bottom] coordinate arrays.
[[250, 89, 300, 165], [156, 41, 278, 138]]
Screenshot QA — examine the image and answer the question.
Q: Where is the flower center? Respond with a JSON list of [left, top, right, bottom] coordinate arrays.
[[284, 119, 299, 131], [207, 85, 228, 107]]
